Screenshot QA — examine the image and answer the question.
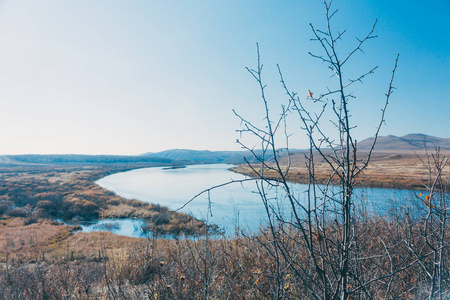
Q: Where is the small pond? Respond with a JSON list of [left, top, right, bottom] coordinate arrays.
[[72, 218, 148, 238]]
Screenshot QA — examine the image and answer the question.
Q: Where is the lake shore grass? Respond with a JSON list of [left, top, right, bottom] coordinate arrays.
[[231, 150, 450, 190], [0, 164, 208, 239]]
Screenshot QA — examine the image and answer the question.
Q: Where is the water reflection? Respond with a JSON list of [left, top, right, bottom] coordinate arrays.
[[76, 219, 147, 238]]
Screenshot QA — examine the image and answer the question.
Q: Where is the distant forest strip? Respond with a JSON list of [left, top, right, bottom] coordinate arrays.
[[3, 154, 174, 165]]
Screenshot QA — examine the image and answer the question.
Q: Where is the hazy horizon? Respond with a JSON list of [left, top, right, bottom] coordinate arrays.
[[0, 1, 448, 155], [0, 132, 448, 156]]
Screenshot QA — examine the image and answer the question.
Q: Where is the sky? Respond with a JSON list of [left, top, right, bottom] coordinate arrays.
[[0, 0, 448, 155]]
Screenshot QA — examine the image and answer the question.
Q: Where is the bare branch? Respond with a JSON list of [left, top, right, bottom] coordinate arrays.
[[342, 20, 378, 66]]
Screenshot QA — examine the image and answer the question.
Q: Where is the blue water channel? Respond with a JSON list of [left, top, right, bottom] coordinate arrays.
[[83, 164, 419, 237]]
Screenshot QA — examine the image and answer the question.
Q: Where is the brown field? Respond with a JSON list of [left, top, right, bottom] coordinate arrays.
[[232, 149, 450, 190], [0, 218, 142, 264], [0, 218, 438, 299], [0, 219, 73, 263]]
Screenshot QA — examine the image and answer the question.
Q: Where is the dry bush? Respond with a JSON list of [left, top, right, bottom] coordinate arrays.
[[0, 215, 442, 299]]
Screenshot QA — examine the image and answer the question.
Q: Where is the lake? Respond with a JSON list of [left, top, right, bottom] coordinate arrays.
[[88, 164, 418, 238]]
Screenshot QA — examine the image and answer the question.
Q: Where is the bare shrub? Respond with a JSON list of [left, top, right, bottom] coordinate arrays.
[[232, 1, 401, 298]]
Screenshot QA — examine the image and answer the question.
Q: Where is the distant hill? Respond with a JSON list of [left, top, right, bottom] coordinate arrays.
[[142, 134, 450, 164], [2, 134, 445, 167], [141, 149, 280, 164], [358, 134, 450, 151]]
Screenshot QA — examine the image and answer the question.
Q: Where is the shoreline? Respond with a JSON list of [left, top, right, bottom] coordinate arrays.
[[0, 164, 210, 237], [231, 166, 428, 190], [230, 150, 445, 191]]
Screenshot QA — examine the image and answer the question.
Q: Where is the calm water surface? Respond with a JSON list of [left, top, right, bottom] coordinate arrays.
[[92, 164, 416, 237]]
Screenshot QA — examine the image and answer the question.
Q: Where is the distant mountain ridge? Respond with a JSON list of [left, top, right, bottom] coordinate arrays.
[[358, 133, 450, 151], [143, 134, 450, 164], [0, 134, 446, 167]]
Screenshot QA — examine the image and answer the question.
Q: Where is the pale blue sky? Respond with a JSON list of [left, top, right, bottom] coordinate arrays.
[[0, 0, 448, 154]]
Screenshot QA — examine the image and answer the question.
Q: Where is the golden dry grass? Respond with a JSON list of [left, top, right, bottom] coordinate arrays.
[[232, 150, 450, 189], [0, 217, 436, 299], [0, 219, 73, 263], [0, 219, 145, 264]]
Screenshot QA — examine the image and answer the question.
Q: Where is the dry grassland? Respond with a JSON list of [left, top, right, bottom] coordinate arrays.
[[232, 150, 450, 189]]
